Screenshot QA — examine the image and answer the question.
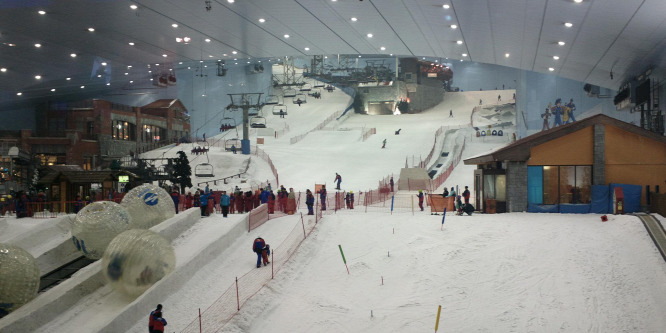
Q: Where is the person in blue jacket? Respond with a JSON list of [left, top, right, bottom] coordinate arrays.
[[416, 190, 424, 211], [200, 189, 209, 217], [334, 173, 342, 190], [252, 237, 270, 268], [306, 189, 315, 215], [220, 190, 230, 217], [170, 188, 180, 213], [319, 185, 327, 211], [259, 188, 270, 204]]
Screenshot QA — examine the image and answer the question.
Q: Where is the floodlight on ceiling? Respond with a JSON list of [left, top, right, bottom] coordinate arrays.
[[70, 53, 77, 58], [50, 88, 55, 92], [0, 68, 6, 72], [548, 67, 555, 71], [128, 42, 135, 46], [284, 34, 290, 38], [34, 43, 41, 48], [573, 0, 583, 3], [259, 18, 266, 23], [227, 0, 234, 3], [205, 38, 211, 43], [367, 33, 373, 38], [172, 23, 178, 28], [16, 92, 22, 96], [38, 10, 46, 15], [553, 56, 560, 60], [351, 17, 357, 22], [88, 27, 95, 32], [380, 46, 386, 51], [35, 75, 42, 79], [232, 51, 237, 54], [456, 40, 463, 44], [450, 24, 457, 29], [558, 41, 566, 46], [443, 4, 450, 9], [564, 22, 573, 28]]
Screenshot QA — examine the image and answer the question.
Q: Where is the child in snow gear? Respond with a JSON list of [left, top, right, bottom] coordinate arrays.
[[334, 173, 342, 190], [320, 185, 327, 211], [417, 190, 424, 211], [253, 237, 270, 268], [306, 189, 315, 215]]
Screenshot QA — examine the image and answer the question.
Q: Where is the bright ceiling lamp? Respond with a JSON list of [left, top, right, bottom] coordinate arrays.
[[456, 40, 463, 44], [35, 75, 42, 79], [553, 55, 560, 60], [130, 4, 138, 10], [548, 67, 555, 71], [259, 18, 266, 23], [38, 10, 46, 15], [88, 27, 95, 32], [443, 4, 450, 9], [505, 53, 510, 58], [0, 68, 6, 72], [450, 24, 457, 29], [558, 41, 566, 46], [564, 22, 573, 28]]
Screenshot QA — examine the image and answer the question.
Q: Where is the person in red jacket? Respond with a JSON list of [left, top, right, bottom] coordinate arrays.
[[148, 304, 162, 332], [416, 190, 424, 211], [185, 192, 193, 209], [253, 237, 270, 268], [151, 310, 167, 333]]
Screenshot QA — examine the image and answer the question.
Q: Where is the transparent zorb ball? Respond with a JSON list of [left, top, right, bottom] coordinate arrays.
[[121, 184, 175, 229], [71, 201, 131, 259], [0, 243, 40, 318], [101, 229, 176, 297]]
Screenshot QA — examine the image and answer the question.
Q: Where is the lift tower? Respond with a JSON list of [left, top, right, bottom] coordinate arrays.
[[226, 93, 263, 154]]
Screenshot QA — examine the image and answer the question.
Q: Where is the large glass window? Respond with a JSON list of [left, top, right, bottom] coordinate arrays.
[[540, 165, 592, 204], [543, 166, 559, 204], [142, 125, 164, 142], [112, 120, 136, 141]]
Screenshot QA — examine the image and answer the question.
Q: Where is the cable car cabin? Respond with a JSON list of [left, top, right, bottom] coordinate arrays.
[[250, 116, 267, 128], [283, 89, 297, 98], [272, 104, 288, 115], [264, 95, 279, 105], [225, 138, 241, 152], [300, 84, 312, 92], [195, 163, 215, 177], [293, 93, 307, 105]]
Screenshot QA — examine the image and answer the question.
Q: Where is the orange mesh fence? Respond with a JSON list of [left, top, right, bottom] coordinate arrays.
[[248, 203, 269, 231]]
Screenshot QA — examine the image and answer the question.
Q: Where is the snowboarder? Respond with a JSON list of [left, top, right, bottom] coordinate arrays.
[[462, 186, 471, 205], [320, 185, 327, 211], [334, 173, 342, 190], [395, 128, 401, 135], [382, 139, 387, 149], [306, 189, 315, 215], [498, 94, 502, 102], [416, 190, 424, 211], [252, 237, 270, 268], [449, 109, 453, 117]]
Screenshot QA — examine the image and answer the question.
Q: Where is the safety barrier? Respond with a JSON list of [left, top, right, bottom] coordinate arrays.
[[253, 146, 279, 189], [274, 123, 291, 139], [361, 127, 377, 141], [180, 211, 322, 332]]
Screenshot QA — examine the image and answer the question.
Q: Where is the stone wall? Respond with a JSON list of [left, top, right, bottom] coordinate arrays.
[[506, 161, 527, 212], [593, 124, 605, 185], [408, 77, 444, 112]]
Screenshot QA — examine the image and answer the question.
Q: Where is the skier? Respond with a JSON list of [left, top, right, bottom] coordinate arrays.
[[345, 192, 351, 209], [462, 186, 471, 205], [220, 191, 230, 217], [306, 189, 315, 215], [416, 190, 424, 211], [334, 173, 342, 190], [349, 191, 354, 209], [498, 94, 502, 102], [171, 189, 180, 214], [252, 237, 270, 268], [320, 185, 327, 211], [449, 109, 453, 118], [382, 139, 387, 149]]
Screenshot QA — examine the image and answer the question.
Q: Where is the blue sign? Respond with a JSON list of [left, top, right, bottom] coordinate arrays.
[[143, 192, 159, 206]]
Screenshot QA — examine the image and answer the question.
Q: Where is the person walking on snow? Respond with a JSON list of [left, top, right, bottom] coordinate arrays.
[[306, 189, 315, 215], [449, 109, 453, 117], [382, 139, 387, 149], [151, 310, 167, 333], [320, 185, 327, 211], [334, 173, 342, 190], [416, 190, 425, 211], [462, 186, 471, 205], [148, 304, 163, 332], [253, 237, 270, 268], [221, 191, 230, 217], [449, 187, 456, 198]]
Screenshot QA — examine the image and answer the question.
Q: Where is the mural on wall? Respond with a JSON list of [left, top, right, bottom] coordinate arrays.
[[541, 98, 577, 131]]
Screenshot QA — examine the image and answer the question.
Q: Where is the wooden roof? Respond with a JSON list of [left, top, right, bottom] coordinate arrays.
[[464, 114, 666, 165], [141, 99, 185, 109]]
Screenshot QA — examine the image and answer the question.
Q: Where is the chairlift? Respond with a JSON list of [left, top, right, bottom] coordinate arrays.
[[194, 150, 215, 177], [272, 104, 288, 115], [283, 88, 297, 98], [293, 93, 307, 104], [308, 88, 322, 98], [264, 95, 280, 105], [225, 138, 241, 152], [248, 106, 260, 116], [300, 83, 312, 92], [313, 81, 325, 88], [250, 116, 267, 128]]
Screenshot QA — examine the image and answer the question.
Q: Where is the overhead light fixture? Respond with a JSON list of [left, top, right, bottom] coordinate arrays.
[[70, 53, 77, 58], [66, 77, 71, 80], [125, 72, 129, 75], [7, 43, 16, 47], [128, 42, 135, 46], [35, 75, 42, 79], [176, 37, 183, 42], [304, 47, 310, 51], [101, 62, 107, 66], [284, 34, 290, 38], [130, 4, 138, 10], [505, 53, 510, 58], [97, 74, 102, 77], [80, 86, 85, 89], [227, 0, 234, 3], [456, 40, 463, 44], [172, 23, 178, 28], [351, 17, 357, 22], [367, 33, 373, 38], [209, 55, 214, 58], [443, 4, 450, 9], [50, 88, 56, 92], [205, 38, 211, 43], [573, 0, 583, 3], [179, 62, 183, 64], [130, 80, 134, 83], [258, 18, 266, 23], [450, 24, 457, 29], [34, 43, 41, 48], [128, 65, 132, 68], [553, 55, 560, 60], [564, 22, 573, 28], [232, 51, 237, 54], [462, 53, 467, 57], [184, 37, 191, 43], [163, 54, 168, 57], [380, 46, 386, 51], [358, 55, 362, 58], [558, 41, 566, 46], [38, 10, 46, 15], [0, 68, 6, 72], [17, 92, 22, 96], [106, 83, 111, 86], [88, 27, 95, 32], [390, 53, 393, 56], [548, 67, 555, 71]]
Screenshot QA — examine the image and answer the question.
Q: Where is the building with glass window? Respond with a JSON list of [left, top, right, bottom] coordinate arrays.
[[464, 114, 666, 214]]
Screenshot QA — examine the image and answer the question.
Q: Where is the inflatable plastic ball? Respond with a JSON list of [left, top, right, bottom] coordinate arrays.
[[101, 229, 176, 297], [0, 243, 40, 318], [71, 201, 131, 259], [121, 184, 175, 229]]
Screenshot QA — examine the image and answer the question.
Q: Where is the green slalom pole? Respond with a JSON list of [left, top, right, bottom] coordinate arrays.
[[338, 245, 350, 275]]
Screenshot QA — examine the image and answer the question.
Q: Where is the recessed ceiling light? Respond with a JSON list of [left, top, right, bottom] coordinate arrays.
[[125, 72, 129, 75], [130, 4, 138, 10], [17, 92, 22, 96], [80, 86, 85, 89], [7, 43, 16, 47], [183, 37, 191, 43], [162, 54, 168, 57], [209, 55, 214, 58], [358, 55, 362, 58], [462, 53, 467, 57], [150, 78, 153, 81], [128, 42, 135, 46], [443, 4, 450, 9], [172, 23, 178, 28], [558, 41, 566, 46], [351, 17, 357, 22], [456, 40, 463, 44], [176, 37, 183, 43], [34, 43, 41, 48], [130, 80, 134, 83], [573, 0, 583, 3], [553, 55, 560, 60], [205, 38, 211, 43], [380, 46, 386, 51], [88, 27, 95, 32], [51, 88, 56, 92], [38, 10, 46, 15], [97, 74, 102, 77], [235, 62, 238, 65], [505, 53, 510, 58], [548, 67, 555, 71], [101, 62, 107, 66], [148, 70, 152, 73], [284, 34, 290, 38], [66, 77, 71, 80], [128, 65, 132, 68], [564, 22, 573, 28], [304, 47, 310, 51], [390, 54, 393, 56], [35, 75, 42, 79], [247, 61, 250, 64], [232, 51, 237, 54], [227, 0, 234, 3], [106, 83, 110, 86], [258, 18, 266, 23], [367, 33, 373, 38], [0, 68, 6, 72], [179, 62, 183, 64], [70, 53, 77, 58], [450, 24, 457, 29]]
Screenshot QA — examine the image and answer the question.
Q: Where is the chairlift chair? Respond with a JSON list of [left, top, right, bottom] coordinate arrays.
[[293, 93, 307, 104], [313, 81, 325, 88], [308, 88, 322, 97], [248, 106, 260, 116], [250, 116, 267, 128], [283, 88, 297, 98], [300, 83, 312, 92], [264, 95, 280, 105], [225, 138, 241, 152], [194, 152, 215, 177], [272, 104, 288, 115]]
